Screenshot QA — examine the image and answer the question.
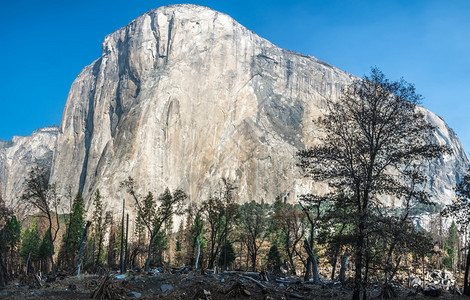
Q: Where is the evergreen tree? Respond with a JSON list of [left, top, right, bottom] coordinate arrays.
[[266, 244, 282, 273], [190, 211, 205, 268], [175, 221, 185, 266], [0, 196, 14, 286], [5, 215, 21, 275], [59, 192, 85, 268], [92, 189, 105, 266], [20, 219, 40, 272], [39, 229, 53, 273], [151, 230, 169, 266], [218, 240, 235, 268], [107, 216, 118, 268], [445, 221, 459, 271]]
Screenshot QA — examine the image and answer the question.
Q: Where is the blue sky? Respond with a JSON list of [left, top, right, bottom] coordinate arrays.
[[1, 0, 469, 154]]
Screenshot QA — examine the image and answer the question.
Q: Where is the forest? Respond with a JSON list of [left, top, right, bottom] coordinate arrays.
[[0, 69, 469, 299]]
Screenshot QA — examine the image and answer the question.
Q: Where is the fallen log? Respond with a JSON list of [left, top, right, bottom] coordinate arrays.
[[285, 291, 305, 299], [240, 275, 268, 293], [275, 279, 299, 284]]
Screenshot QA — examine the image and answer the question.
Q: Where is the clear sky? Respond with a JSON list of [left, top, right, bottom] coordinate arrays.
[[1, 0, 469, 154]]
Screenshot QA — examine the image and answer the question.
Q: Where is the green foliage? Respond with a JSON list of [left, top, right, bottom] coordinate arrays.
[[59, 191, 85, 267], [92, 190, 105, 265], [218, 240, 236, 268], [151, 230, 169, 265], [238, 200, 270, 271], [39, 229, 53, 260], [444, 221, 459, 269], [409, 203, 442, 216], [5, 215, 21, 252], [20, 218, 40, 261], [114, 223, 123, 254], [443, 256, 452, 269], [270, 197, 306, 273], [192, 212, 206, 247], [266, 244, 282, 272]]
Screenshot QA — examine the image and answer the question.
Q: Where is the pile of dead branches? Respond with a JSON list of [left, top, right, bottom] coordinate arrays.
[[225, 281, 251, 297], [91, 275, 125, 299]]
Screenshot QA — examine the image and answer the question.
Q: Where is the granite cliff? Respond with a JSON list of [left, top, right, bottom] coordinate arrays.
[[0, 127, 58, 211], [2, 5, 467, 217]]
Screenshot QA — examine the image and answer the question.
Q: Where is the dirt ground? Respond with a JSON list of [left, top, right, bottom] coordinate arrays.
[[0, 270, 466, 299]]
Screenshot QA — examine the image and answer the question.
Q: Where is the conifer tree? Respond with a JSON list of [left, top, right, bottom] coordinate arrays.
[[59, 191, 85, 268], [39, 229, 53, 273], [5, 215, 20, 276], [175, 221, 185, 266], [445, 221, 459, 271], [92, 190, 105, 266], [20, 218, 40, 273]]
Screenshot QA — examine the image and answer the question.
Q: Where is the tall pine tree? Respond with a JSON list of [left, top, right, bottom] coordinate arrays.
[[59, 192, 85, 269]]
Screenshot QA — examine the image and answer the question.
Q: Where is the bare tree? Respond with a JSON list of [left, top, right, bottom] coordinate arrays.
[[22, 166, 60, 277], [297, 68, 446, 299]]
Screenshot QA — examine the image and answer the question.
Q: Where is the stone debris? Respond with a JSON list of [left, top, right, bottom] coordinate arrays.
[[127, 291, 142, 298]]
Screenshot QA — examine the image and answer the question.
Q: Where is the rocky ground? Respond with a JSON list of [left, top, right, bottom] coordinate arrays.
[[0, 268, 466, 299]]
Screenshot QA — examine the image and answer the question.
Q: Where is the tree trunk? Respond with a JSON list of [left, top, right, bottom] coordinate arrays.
[[0, 252, 6, 288], [75, 221, 92, 275], [25, 252, 31, 276], [10, 248, 14, 277], [303, 239, 319, 283], [464, 244, 470, 296], [353, 222, 365, 300], [422, 255, 425, 291], [339, 249, 348, 283], [288, 251, 296, 275], [96, 234, 103, 266], [120, 199, 125, 274], [195, 238, 201, 269], [363, 250, 370, 300], [124, 214, 129, 272], [92, 237, 95, 270], [47, 216, 56, 277], [251, 250, 257, 272], [145, 234, 156, 272], [330, 245, 340, 281], [304, 257, 312, 281]]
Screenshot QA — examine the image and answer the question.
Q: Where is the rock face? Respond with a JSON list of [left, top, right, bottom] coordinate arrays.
[[41, 4, 467, 216], [0, 127, 58, 210]]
